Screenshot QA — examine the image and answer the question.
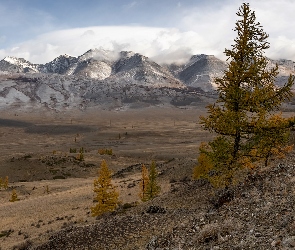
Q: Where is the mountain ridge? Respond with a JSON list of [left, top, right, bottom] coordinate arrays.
[[0, 49, 294, 111], [0, 50, 229, 90], [1, 49, 294, 90]]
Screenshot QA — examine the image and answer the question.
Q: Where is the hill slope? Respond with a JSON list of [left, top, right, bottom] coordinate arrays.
[[30, 152, 295, 249]]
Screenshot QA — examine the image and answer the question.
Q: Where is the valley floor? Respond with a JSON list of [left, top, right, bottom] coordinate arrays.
[[0, 106, 209, 249]]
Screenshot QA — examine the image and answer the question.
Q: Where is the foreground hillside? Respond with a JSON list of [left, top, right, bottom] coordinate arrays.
[[9, 151, 292, 250], [32, 152, 295, 250]]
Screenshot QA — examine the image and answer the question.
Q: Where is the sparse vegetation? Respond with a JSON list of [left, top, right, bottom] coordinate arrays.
[[98, 148, 113, 155], [75, 147, 85, 161], [121, 202, 137, 210], [76, 152, 84, 161], [70, 148, 77, 153], [0, 176, 8, 190], [52, 175, 66, 180], [23, 154, 32, 159], [194, 3, 295, 187], [9, 189, 19, 202], [44, 185, 50, 194], [0, 229, 13, 238]]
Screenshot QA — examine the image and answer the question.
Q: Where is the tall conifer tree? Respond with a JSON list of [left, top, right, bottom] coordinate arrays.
[[139, 164, 150, 202], [194, 3, 295, 187], [91, 160, 119, 217], [146, 161, 161, 200]]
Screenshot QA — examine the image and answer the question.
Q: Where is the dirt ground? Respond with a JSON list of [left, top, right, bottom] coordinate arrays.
[[0, 106, 212, 249]]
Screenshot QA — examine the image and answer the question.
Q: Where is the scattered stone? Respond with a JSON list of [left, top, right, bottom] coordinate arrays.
[[271, 240, 281, 247], [146, 206, 166, 214], [127, 182, 136, 188], [283, 236, 295, 247]]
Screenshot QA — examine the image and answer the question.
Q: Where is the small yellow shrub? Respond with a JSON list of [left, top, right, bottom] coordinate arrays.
[[9, 189, 19, 202], [98, 148, 113, 155], [76, 152, 84, 161], [0, 176, 8, 190]]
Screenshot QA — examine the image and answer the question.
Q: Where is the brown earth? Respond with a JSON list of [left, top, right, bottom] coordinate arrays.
[[0, 106, 212, 250]]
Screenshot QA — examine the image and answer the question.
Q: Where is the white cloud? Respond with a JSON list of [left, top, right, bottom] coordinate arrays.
[[1, 0, 295, 64], [3, 26, 206, 64], [174, 0, 295, 61]]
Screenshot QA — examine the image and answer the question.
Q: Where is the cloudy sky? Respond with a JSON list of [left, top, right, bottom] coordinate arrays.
[[0, 0, 294, 64]]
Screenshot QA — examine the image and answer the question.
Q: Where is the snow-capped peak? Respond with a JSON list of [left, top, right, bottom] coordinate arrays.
[[4, 56, 24, 64], [78, 48, 118, 63], [1, 56, 39, 73]]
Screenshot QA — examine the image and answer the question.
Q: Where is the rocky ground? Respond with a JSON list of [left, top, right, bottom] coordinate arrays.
[[29, 152, 295, 250]]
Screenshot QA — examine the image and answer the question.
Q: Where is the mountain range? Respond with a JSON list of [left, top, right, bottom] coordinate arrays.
[[0, 49, 294, 111]]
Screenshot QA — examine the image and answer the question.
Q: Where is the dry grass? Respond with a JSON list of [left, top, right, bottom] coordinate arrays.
[[0, 107, 206, 249]]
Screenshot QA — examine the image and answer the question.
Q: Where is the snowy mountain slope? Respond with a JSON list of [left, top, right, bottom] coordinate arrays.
[[0, 57, 39, 73], [267, 58, 295, 87], [39, 54, 78, 74], [0, 73, 205, 111], [70, 49, 116, 79], [0, 49, 184, 88], [0, 49, 294, 111], [0, 50, 294, 92], [177, 54, 227, 91], [111, 51, 184, 88]]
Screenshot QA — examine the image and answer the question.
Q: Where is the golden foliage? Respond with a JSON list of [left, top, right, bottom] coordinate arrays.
[[0, 176, 8, 190], [145, 161, 161, 200], [139, 164, 150, 202], [194, 3, 295, 188], [76, 152, 84, 161], [98, 148, 113, 155], [9, 189, 18, 202], [193, 143, 213, 180], [91, 160, 119, 217]]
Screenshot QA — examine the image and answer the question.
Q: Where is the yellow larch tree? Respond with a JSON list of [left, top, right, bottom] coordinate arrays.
[[146, 161, 161, 200], [91, 160, 119, 217], [194, 3, 295, 188], [139, 164, 149, 202]]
